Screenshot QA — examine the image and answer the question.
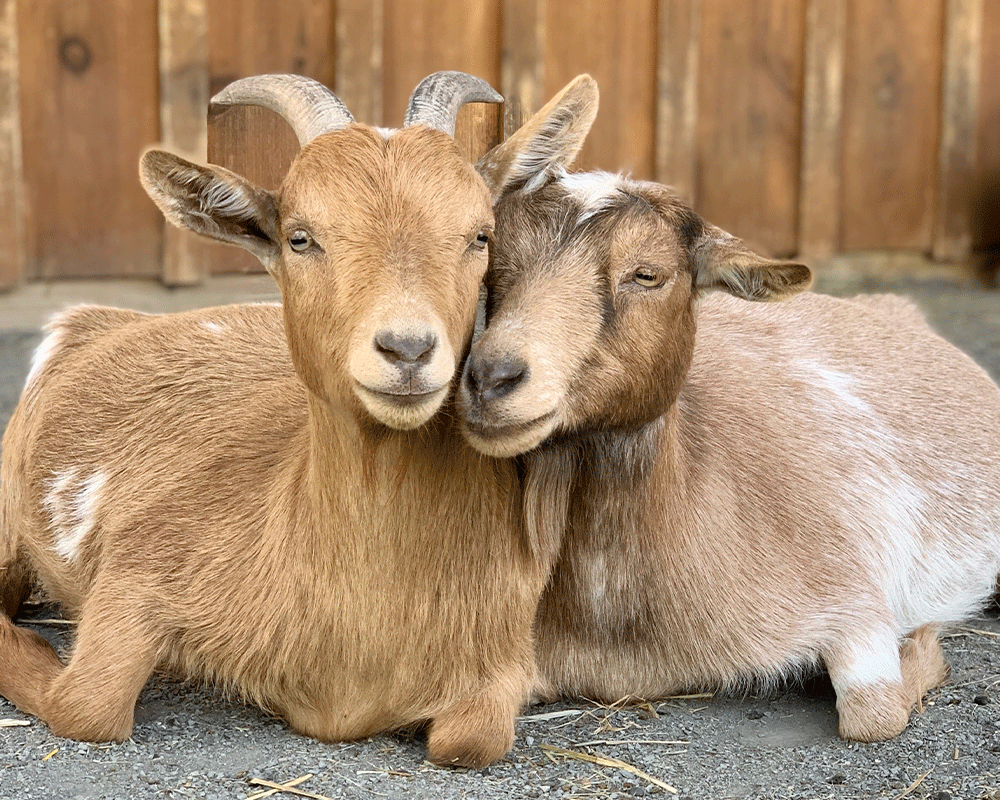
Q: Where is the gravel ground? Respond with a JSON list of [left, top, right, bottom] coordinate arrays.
[[0, 277, 998, 800]]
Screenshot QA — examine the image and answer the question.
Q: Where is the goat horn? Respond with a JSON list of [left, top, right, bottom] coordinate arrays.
[[210, 74, 354, 148], [403, 71, 502, 137]]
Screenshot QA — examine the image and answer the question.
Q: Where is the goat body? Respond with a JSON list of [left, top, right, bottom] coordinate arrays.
[[2, 303, 533, 760], [460, 163, 1000, 742]]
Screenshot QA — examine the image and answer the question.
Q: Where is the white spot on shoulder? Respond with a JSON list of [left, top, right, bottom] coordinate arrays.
[[44, 469, 107, 562], [201, 320, 226, 334], [374, 127, 395, 141]]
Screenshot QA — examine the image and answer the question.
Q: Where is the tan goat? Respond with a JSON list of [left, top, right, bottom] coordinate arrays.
[[0, 73, 594, 767], [460, 85, 1000, 742]]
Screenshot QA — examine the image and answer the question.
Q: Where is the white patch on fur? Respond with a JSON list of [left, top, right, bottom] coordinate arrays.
[[833, 631, 902, 688], [25, 325, 65, 390], [790, 358, 997, 634], [558, 170, 625, 224], [201, 320, 226, 334], [374, 127, 395, 140], [44, 469, 106, 562]]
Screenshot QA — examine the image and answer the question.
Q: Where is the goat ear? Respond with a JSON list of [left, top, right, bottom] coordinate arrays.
[[139, 149, 281, 266], [694, 225, 812, 302], [476, 74, 599, 199]]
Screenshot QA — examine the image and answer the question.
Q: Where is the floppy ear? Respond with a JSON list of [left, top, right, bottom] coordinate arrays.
[[139, 148, 281, 267], [694, 224, 812, 302], [476, 74, 599, 199]]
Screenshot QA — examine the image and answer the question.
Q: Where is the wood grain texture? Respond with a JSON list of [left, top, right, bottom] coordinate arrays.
[[655, 0, 700, 201], [840, 0, 944, 252], [159, 0, 210, 285], [972, 0, 1000, 256], [933, 0, 982, 263], [500, 0, 545, 138], [0, 0, 23, 290], [696, 0, 805, 257], [798, 0, 845, 259], [383, 0, 502, 159], [206, 0, 335, 273], [18, 0, 162, 279], [334, 0, 384, 125], [543, 0, 657, 177]]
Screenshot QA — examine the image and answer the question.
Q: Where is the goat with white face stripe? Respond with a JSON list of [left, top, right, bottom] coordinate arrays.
[[459, 86, 1000, 743], [0, 73, 593, 768]]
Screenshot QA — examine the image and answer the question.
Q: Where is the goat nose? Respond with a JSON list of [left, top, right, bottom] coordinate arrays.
[[374, 331, 437, 364], [466, 355, 528, 403]]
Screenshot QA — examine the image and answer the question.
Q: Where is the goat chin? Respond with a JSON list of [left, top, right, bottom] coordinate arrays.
[[354, 384, 450, 430]]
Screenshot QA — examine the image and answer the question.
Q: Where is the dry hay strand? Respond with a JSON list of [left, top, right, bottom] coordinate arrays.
[[890, 769, 932, 800], [539, 743, 678, 795], [246, 775, 336, 800], [0, 719, 30, 728]]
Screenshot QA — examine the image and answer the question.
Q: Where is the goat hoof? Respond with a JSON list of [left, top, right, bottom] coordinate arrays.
[[836, 682, 910, 742], [426, 697, 515, 769]]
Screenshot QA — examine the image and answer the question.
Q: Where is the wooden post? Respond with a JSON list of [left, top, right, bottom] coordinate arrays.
[[655, 0, 700, 203], [0, 0, 24, 291], [934, 0, 983, 263], [158, 0, 209, 286], [500, 0, 546, 138], [798, 0, 846, 259], [335, 0, 384, 125]]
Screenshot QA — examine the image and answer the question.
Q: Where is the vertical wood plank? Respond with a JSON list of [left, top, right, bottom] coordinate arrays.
[[933, 0, 982, 263], [544, 0, 657, 177], [383, 0, 502, 160], [798, 0, 846, 258], [334, 0, 384, 125], [840, 0, 944, 252], [500, 0, 545, 139], [655, 0, 700, 202], [696, 0, 806, 256], [972, 0, 1000, 258], [18, 0, 162, 279], [0, 0, 24, 290], [206, 0, 335, 274], [159, 0, 209, 286]]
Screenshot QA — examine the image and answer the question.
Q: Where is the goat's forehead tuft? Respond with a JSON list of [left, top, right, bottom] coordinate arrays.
[[556, 170, 628, 224]]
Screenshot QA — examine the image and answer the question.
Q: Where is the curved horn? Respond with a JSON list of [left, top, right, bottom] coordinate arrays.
[[403, 71, 502, 137], [210, 74, 354, 148]]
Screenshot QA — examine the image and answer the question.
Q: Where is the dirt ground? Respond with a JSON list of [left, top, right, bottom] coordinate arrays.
[[0, 273, 998, 800]]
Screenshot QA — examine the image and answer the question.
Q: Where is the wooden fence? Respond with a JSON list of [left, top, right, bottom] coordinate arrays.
[[1, 0, 998, 289]]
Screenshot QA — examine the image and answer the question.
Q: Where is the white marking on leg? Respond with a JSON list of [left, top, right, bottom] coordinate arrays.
[[832, 630, 903, 689]]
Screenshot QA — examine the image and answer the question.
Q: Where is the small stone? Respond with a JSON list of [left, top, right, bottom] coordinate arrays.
[[828, 774, 847, 785], [934, 792, 953, 800], [974, 694, 991, 705], [745, 709, 765, 720]]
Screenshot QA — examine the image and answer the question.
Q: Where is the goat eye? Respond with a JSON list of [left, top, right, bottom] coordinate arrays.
[[632, 267, 664, 288], [470, 230, 490, 251], [289, 230, 313, 252]]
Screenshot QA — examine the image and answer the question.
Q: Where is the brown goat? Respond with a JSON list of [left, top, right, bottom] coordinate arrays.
[[459, 106, 1000, 742], [0, 73, 596, 767]]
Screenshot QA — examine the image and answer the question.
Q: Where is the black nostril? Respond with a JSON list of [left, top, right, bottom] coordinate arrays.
[[467, 355, 528, 403], [374, 331, 436, 364]]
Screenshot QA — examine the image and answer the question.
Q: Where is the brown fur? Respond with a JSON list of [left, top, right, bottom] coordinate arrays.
[[0, 76, 597, 767], [460, 151, 1000, 741]]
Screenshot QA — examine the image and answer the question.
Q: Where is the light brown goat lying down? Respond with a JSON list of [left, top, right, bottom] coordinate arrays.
[[0, 73, 597, 768], [461, 82, 1000, 742]]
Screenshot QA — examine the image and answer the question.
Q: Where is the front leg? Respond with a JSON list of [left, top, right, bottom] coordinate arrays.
[[426, 670, 529, 768], [824, 624, 913, 742]]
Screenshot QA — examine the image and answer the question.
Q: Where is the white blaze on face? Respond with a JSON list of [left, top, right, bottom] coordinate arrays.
[[44, 469, 107, 562]]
